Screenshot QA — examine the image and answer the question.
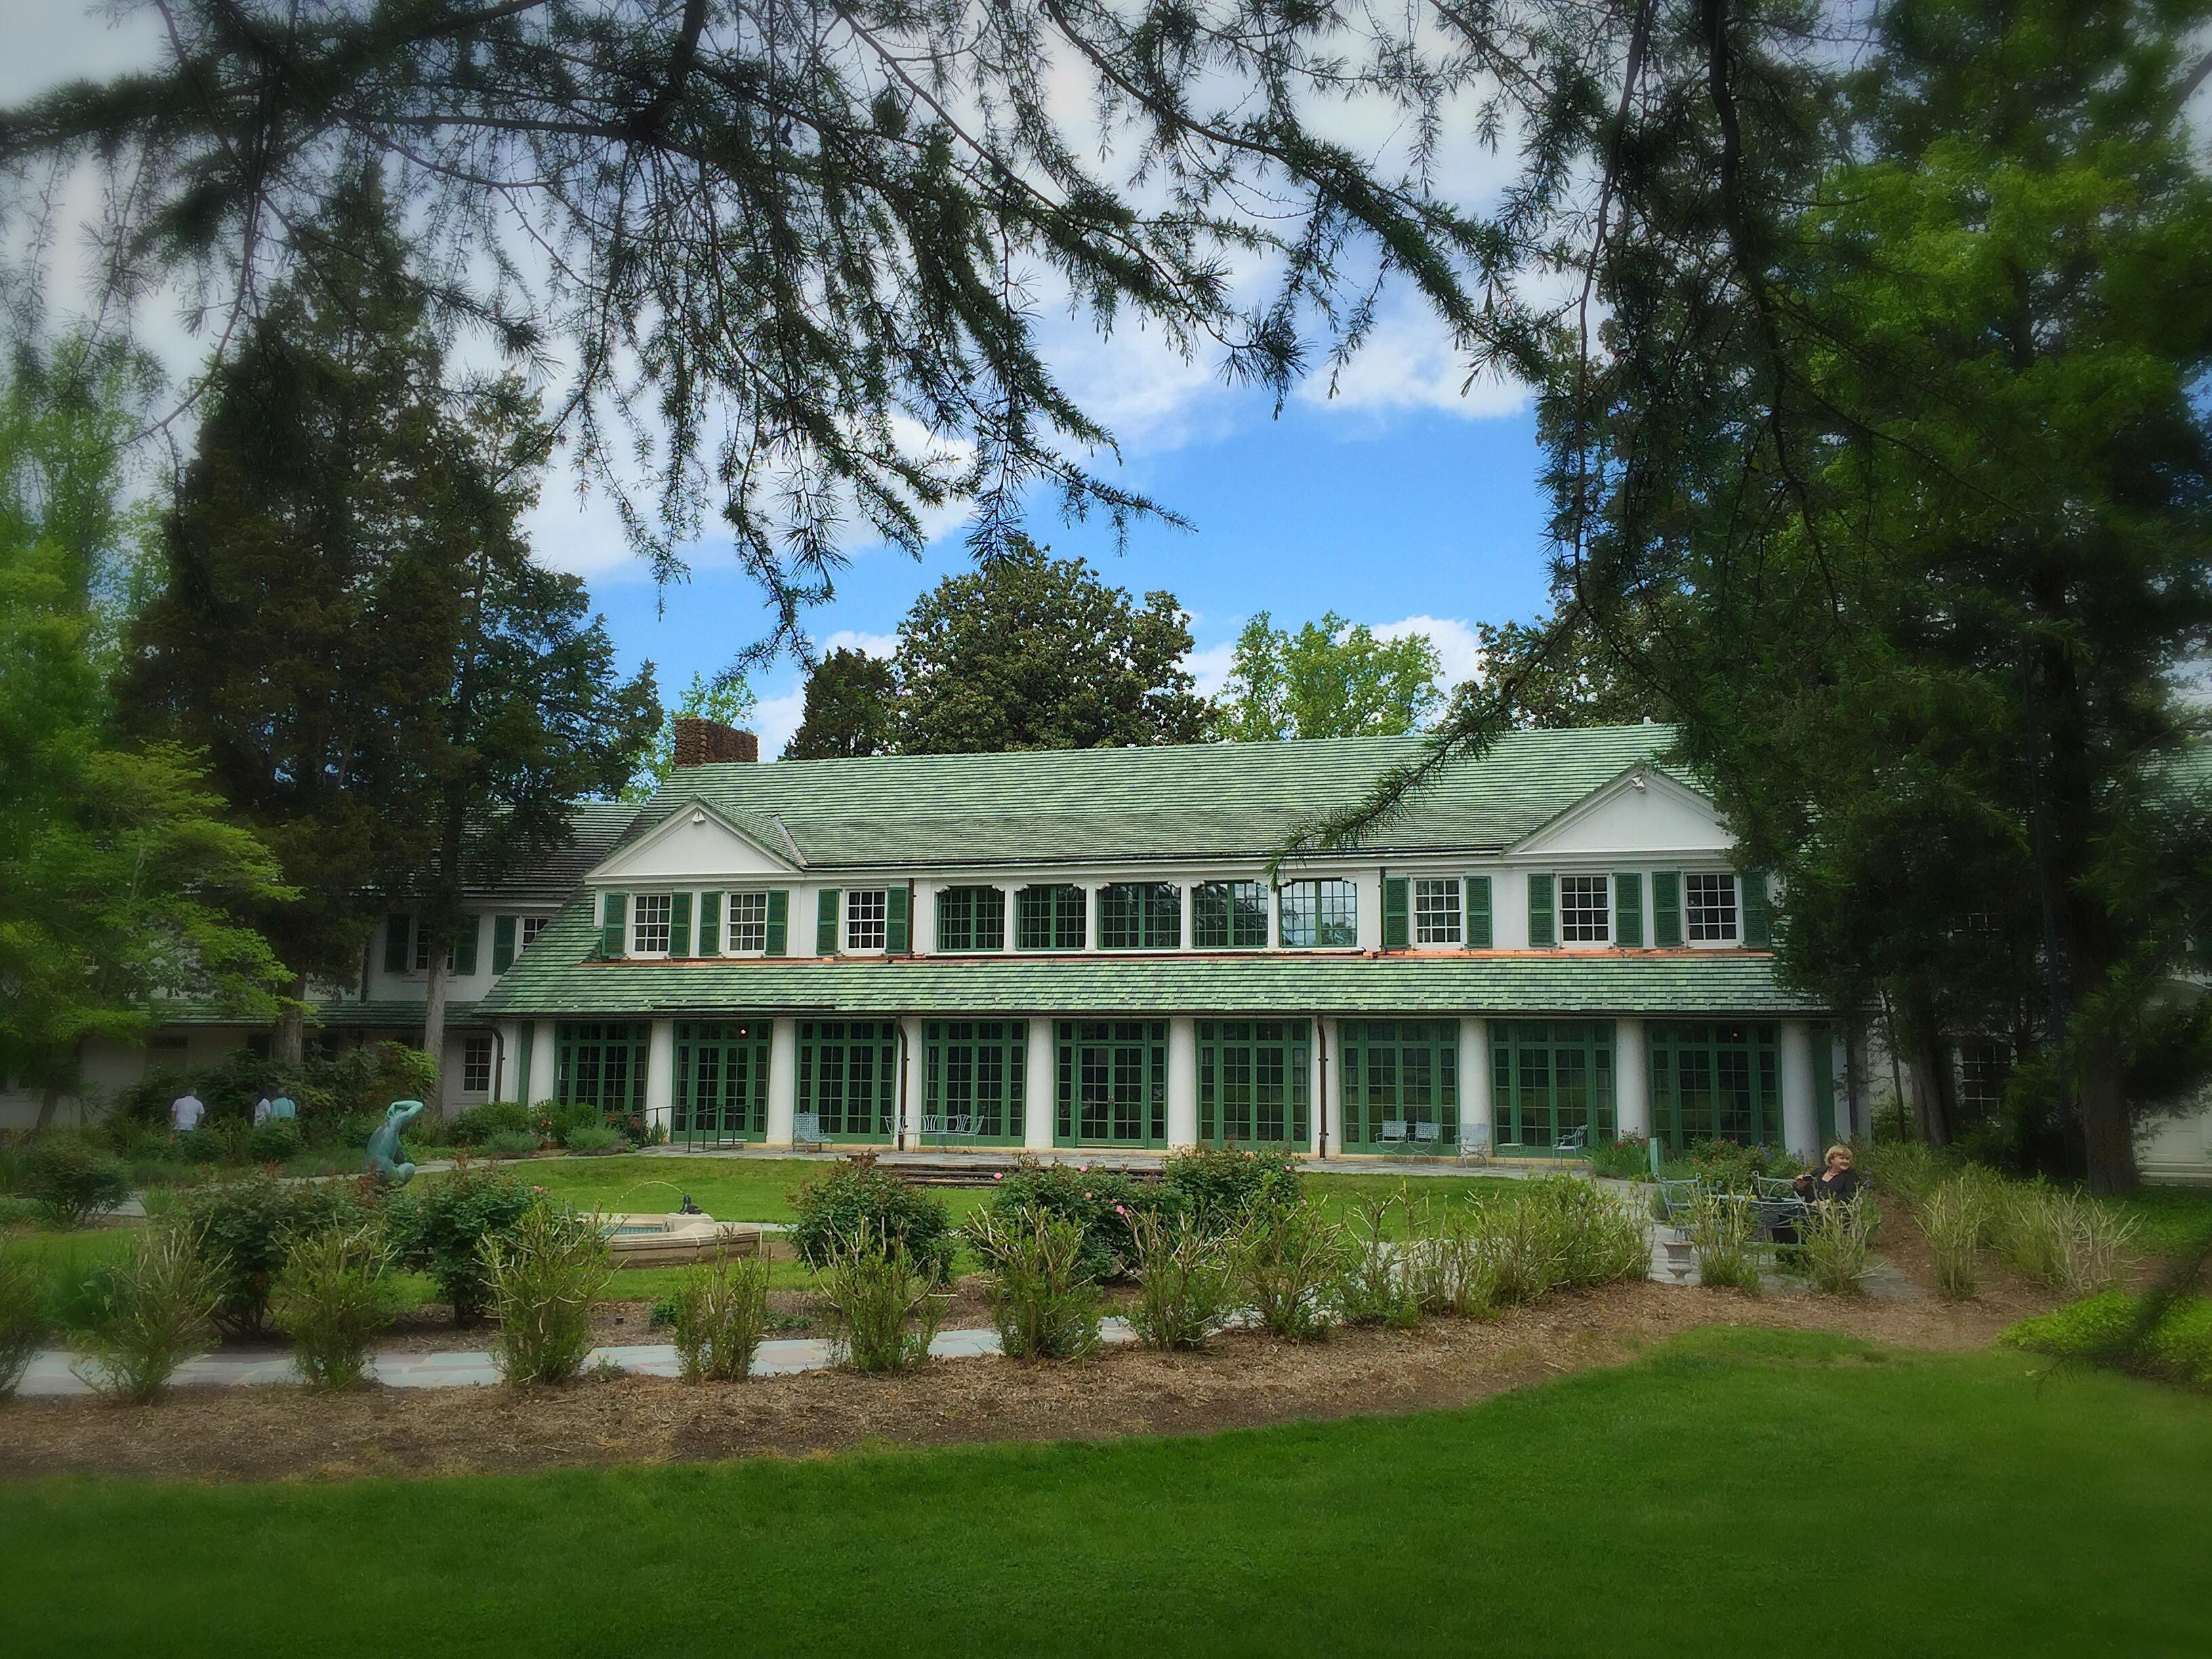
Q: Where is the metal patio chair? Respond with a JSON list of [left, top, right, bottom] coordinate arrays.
[[1457, 1122, 1494, 1168], [1657, 1176, 1702, 1225], [1553, 1124, 1590, 1156], [1380, 1119, 1408, 1151]]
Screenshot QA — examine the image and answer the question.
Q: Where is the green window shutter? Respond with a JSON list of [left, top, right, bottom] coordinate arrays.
[[384, 913, 412, 975], [886, 886, 909, 954], [765, 890, 789, 956], [698, 892, 722, 955], [1653, 872, 1682, 947], [1467, 876, 1492, 948], [600, 892, 627, 958], [453, 914, 480, 977], [1382, 877, 1410, 950], [1742, 872, 1771, 947], [1614, 873, 1643, 948], [1527, 873, 1555, 949], [492, 914, 518, 974], [816, 889, 840, 956], [669, 891, 693, 956]]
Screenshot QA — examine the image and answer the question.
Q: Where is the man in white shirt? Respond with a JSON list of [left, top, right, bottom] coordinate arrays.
[[170, 1090, 206, 1134], [252, 1094, 273, 1126]]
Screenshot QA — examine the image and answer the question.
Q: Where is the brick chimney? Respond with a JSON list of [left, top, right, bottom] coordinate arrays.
[[672, 718, 759, 767]]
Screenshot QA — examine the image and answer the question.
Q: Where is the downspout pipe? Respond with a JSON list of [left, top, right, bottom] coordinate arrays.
[[1313, 1015, 1329, 1161]]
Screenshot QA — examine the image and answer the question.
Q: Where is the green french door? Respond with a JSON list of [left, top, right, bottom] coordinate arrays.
[[921, 1021, 1027, 1146], [673, 1021, 770, 1147], [1197, 1020, 1310, 1148], [1054, 1020, 1168, 1147], [556, 1021, 648, 1136], [1490, 1021, 1616, 1151], [1647, 1021, 1782, 1153], [796, 1020, 899, 1141], [1339, 1021, 1458, 1152]]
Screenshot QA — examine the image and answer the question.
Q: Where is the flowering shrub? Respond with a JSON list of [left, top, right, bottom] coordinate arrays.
[[978, 1158, 1165, 1279], [1160, 1147, 1300, 1229], [1684, 1139, 1797, 1192], [385, 1164, 535, 1322], [788, 1162, 956, 1283]]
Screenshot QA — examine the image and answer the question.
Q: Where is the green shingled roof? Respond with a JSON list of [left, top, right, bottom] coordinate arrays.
[[480, 899, 1826, 1019], [468, 800, 641, 902], [155, 1000, 481, 1030], [599, 722, 1685, 872]]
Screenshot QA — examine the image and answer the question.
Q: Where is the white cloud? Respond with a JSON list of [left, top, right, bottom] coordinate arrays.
[[751, 687, 808, 758], [821, 630, 899, 659], [1293, 304, 1532, 420], [1183, 638, 1241, 700], [1374, 615, 1487, 689]]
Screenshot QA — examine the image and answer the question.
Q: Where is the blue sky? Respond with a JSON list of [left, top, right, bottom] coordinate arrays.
[[583, 398, 1559, 750]]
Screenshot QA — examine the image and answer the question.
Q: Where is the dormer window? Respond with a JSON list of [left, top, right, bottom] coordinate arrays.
[[846, 888, 889, 952], [1414, 878, 1462, 945], [632, 893, 674, 955], [728, 892, 771, 954], [1685, 874, 1740, 943], [1559, 875, 1612, 943], [1279, 880, 1357, 948]]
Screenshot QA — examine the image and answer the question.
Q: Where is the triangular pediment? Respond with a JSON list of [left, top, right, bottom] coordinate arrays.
[[1509, 764, 1733, 859], [587, 798, 799, 884]]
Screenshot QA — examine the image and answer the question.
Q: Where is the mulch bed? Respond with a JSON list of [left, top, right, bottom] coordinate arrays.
[[1, 1225, 2069, 1486]]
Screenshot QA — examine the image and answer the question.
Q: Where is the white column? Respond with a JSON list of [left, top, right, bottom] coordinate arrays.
[[899, 1017, 924, 1149], [527, 1021, 558, 1107], [1780, 1019, 1819, 1158], [1166, 1016, 1198, 1149], [1459, 1016, 1492, 1153], [1321, 1019, 1345, 1156], [1025, 1018, 1057, 1151], [1616, 1017, 1651, 1141], [766, 1017, 798, 1147], [1308, 1020, 1326, 1157], [645, 1018, 676, 1137], [495, 1021, 525, 1102]]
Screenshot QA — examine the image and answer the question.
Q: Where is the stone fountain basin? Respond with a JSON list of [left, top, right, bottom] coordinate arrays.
[[600, 1213, 791, 1268]]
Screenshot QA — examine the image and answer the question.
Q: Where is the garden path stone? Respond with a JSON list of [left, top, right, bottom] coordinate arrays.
[[14, 1318, 1145, 1399]]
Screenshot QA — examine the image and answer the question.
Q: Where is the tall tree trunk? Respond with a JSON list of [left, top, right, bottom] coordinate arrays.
[[275, 976, 308, 1067], [2078, 1032, 2140, 1195], [34, 1080, 64, 1133], [422, 945, 449, 1118]]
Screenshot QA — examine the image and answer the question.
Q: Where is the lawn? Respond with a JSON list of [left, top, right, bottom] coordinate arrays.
[[2, 1329, 2204, 1657]]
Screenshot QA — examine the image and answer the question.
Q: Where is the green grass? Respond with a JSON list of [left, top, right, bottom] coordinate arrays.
[[2, 1329, 2204, 1656], [2107, 1184, 2212, 1254]]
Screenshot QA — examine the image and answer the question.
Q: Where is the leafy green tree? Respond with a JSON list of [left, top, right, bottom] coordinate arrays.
[[1210, 612, 1442, 741], [0, 342, 289, 1127], [629, 671, 758, 800], [1471, 613, 1662, 730], [896, 539, 1206, 754], [784, 649, 898, 760]]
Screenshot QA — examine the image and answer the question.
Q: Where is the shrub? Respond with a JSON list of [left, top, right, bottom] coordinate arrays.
[[483, 1202, 614, 1385], [965, 1204, 1102, 1361], [1, 1248, 45, 1401], [477, 1130, 542, 1161], [180, 1176, 371, 1335], [562, 1124, 626, 1156], [1479, 1194, 1561, 1304], [1123, 1210, 1238, 1350], [1794, 1195, 1879, 1295], [270, 1226, 405, 1390], [670, 1255, 772, 1382], [533, 1100, 602, 1146], [1403, 1196, 1498, 1318], [2003, 1292, 2212, 1387], [817, 1229, 946, 1372], [446, 1100, 534, 1147], [1160, 1147, 1300, 1229], [20, 1141, 131, 1229], [1992, 1185, 2136, 1295], [385, 1164, 535, 1323], [1687, 1193, 1762, 1293], [1334, 1192, 1420, 1328], [1233, 1197, 1347, 1342], [1917, 1179, 1994, 1301], [173, 1125, 230, 1165], [247, 1121, 306, 1164], [1683, 1139, 1794, 1193], [1589, 1133, 1652, 1180], [1531, 1175, 1651, 1288], [788, 1162, 957, 1284], [72, 1226, 218, 1403], [976, 1160, 1162, 1280], [1854, 1139, 1949, 1208]]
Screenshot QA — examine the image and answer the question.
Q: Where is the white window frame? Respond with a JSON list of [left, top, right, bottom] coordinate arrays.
[[727, 890, 771, 955], [1413, 878, 1462, 946], [460, 1035, 494, 1094], [520, 914, 548, 949], [410, 921, 453, 975], [1279, 878, 1358, 949], [1684, 872, 1740, 945], [1558, 873, 1612, 945], [846, 888, 889, 953], [632, 893, 674, 956]]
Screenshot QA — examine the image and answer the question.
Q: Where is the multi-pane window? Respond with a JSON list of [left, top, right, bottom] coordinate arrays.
[[1957, 1040, 2010, 1122], [461, 1035, 493, 1093], [556, 1021, 649, 1132], [1685, 873, 1740, 943], [937, 886, 1006, 951], [1339, 1021, 1459, 1150], [1193, 880, 1269, 949], [674, 1021, 771, 1145], [1197, 1020, 1311, 1147], [727, 891, 771, 954], [411, 922, 452, 973], [796, 1020, 898, 1139], [1490, 1021, 1616, 1149], [845, 888, 888, 951], [632, 893, 674, 954], [1099, 882, 1182, 949], [1279, 879, 1358, 948], [1414, 878, 1462, 945], [520, 914, 548, 948], [1559, 875, 1611, 943], [1054, 1020, 1168, 1146], [922, 1021, 1027, 1143], [1017, 884, 1087, 951], [1647, 1021, 1778, 1150]]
